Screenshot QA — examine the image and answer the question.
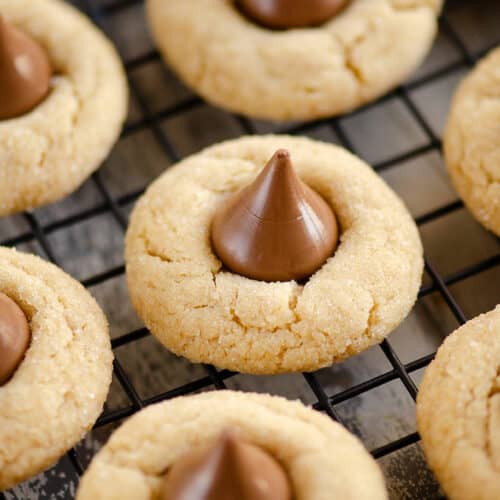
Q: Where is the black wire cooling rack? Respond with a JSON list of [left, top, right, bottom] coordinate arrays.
[[1, 0, 499, 498]]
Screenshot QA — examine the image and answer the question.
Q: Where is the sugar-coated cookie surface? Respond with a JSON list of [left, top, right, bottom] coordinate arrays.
[[0, 0, 128, 216], [147, 0, 442, 121], [76, 391, 388, 500], [417, 306, 500, 500], [125, 135, 423, 374], [444, 47, 500, 236], [0, 247, 113, 491]]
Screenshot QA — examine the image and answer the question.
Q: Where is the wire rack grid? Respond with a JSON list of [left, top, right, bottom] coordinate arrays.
[[1, 0, 499, 498]]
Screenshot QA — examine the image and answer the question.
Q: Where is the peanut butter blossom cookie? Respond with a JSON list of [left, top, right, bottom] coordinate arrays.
[[125, 135, 423, 374], [146, 0, 442, 121], [444, 47, 500, 236], [417, 306, 500, 500], [0, 246, 113, 491], [76, 391, 388, 499], [0, 0, 128, 217]]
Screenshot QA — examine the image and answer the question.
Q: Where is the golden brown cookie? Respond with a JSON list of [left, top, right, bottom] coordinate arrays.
[[444, 47, 500, 236], [125, 135, 423, 374], [76, 391, 388, 500], [417, 306, 500, 500], [0, 0, 128, 216], [147, 0, 442, 121], [0, 246, 113, 491]]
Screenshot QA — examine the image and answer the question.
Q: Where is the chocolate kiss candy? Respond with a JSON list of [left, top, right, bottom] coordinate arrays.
[[211, 149, 339, 282], [236, 0, 349, 29], [0, 15, 52, 120], [161, 430, 292, 500], [0, 292, 31, 385]]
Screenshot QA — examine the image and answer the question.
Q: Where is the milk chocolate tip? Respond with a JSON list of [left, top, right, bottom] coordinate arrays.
[[236, 0, 349, 30], [211, 148, 340, 282], [0, 292, 31, 385], [161, 429, 292, 500], [0, 15, 52, 120]]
